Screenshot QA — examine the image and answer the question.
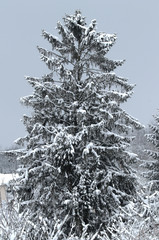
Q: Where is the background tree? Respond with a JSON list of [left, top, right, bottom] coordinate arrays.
[[0, 145, 18, 173], [129, 128, 151, 160], [145, 112, 159, 191], [11, 11, 142, 239]]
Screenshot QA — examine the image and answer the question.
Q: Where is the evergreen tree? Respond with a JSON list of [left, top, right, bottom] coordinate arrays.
[[12, 11, 142, 239], [145, 112, 159, 191]]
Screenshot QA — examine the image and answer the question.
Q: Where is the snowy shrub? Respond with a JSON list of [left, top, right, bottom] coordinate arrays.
[[144, 112, 159, 191], [109, 188, 159, 240], [0, 203, 29, 240]]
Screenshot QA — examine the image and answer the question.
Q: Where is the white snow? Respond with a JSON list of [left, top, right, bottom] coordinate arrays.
[[63, 199, 71, 205], [94, 189, 101, 195], [77, 108, 86, 114], [0, 174, 17, 185]]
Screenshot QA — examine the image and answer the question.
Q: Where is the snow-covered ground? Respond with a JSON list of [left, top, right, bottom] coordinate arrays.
[[0, 173, 17, 185]]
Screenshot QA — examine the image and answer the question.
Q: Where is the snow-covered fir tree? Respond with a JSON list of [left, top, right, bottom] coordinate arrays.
[[12, 11, 142, 239], [145, 112, 159, 191]]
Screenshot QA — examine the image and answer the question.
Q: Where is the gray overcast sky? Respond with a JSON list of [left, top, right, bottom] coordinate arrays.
[[0, 0, 159, 148]]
